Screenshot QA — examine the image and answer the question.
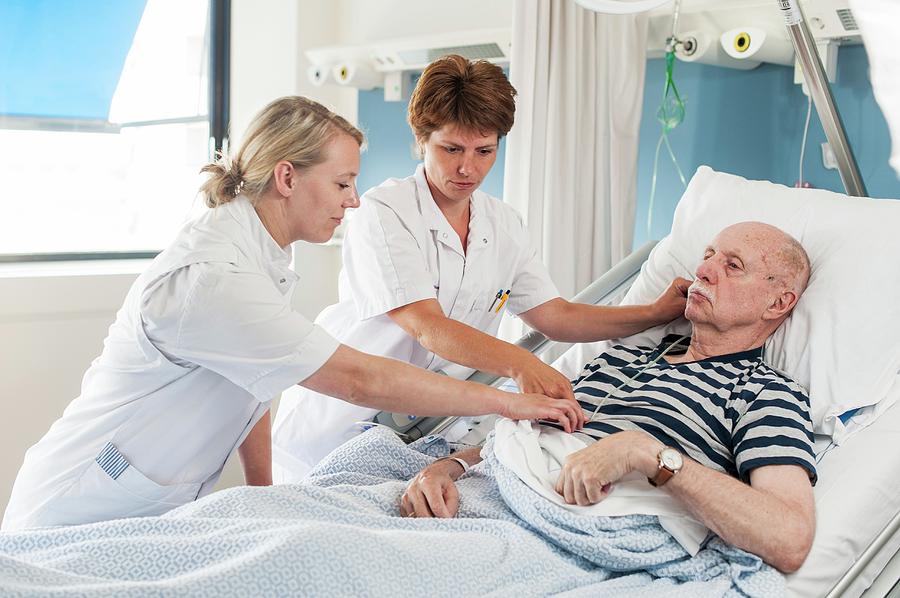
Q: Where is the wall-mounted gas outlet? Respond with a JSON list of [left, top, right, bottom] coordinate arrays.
[[821, 142, 838, 170]]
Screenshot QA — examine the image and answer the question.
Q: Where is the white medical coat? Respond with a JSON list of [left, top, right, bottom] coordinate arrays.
[[2, 197, 339, 530], [271, 165, 559, 481]]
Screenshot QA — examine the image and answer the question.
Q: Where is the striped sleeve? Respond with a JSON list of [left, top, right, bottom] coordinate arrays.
[[732, 374, 817, 485]]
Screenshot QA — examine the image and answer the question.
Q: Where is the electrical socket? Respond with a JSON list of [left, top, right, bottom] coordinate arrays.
[[821, 142, 838, 170], [383, 71, 412, 102], [794, 40, 838, 90]]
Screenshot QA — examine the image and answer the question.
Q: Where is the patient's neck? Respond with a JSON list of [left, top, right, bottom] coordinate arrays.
[[666, 323, 771, 363]]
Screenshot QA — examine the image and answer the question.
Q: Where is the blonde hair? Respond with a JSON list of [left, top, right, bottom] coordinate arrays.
[[200, 96, 364, 208], [408, 54, 516, 141]]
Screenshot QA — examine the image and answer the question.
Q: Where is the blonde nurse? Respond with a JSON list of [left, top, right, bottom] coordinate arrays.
[[2, 96, 582, 531], [271, 57, 690, 481]]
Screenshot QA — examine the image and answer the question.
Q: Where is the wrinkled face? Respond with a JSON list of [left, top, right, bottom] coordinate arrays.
[[420, 124, 499, 205], [289, 133, 361, 243], [685, 224, 785, 332]]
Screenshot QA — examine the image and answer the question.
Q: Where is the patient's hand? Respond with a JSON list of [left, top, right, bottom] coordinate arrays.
[[555, 431, 662, 506], [400, 455, 474, 518]]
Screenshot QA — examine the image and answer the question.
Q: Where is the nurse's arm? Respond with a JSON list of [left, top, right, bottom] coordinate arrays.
[[299, 344, 583, 431], [237, 411, 273, 486], [520, 277, 692, 343], [387, 299, 577, 406]]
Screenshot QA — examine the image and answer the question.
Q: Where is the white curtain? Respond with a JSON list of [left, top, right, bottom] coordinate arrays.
[[503, 0, 649, 300], [850, 0, 900, 176]]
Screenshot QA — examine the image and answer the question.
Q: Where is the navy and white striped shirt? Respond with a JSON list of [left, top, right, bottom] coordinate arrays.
[[563, 334, 817, 485]]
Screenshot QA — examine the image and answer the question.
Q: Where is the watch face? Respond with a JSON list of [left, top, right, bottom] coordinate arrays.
[[660, 448, 683, 470]]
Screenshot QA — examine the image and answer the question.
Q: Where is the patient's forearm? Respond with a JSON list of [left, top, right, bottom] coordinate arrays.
[[450, 447, 482, 470], [238, 411, 272, 486], [654, 458, 815, 573]]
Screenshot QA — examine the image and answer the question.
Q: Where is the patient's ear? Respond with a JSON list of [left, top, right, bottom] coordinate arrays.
[[763, 290, 799, 320]]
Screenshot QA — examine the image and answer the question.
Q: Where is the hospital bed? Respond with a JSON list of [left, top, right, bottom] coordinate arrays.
[[388, 250, 900, 597], [0, 168, 896, 596], [377, 168, 900, 598]]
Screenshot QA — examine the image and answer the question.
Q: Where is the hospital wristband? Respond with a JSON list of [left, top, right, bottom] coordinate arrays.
[[436, 456, 470, 476]]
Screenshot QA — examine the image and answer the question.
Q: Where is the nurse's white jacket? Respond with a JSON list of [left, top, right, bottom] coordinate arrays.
[[272, 165, 559, 481], [3, 197, 339, 530]]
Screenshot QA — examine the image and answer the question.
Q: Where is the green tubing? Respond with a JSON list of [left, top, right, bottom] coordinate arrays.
[[647, 49, 687, 239]]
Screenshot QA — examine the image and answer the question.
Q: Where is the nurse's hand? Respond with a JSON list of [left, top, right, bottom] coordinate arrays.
[[513, 358, 580, 411], [400, 459, 463, 519], [651, 277, 692, 323], [500, 392, 584, 433]]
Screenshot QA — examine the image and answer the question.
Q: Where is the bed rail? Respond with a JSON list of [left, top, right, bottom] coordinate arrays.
[[828, 509, 900, 597]]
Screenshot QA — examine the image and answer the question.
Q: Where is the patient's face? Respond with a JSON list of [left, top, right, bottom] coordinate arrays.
[[685, 224, 784, 331]]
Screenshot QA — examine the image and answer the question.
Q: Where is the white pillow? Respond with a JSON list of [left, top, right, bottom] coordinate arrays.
[[556, 166, 900, 443]]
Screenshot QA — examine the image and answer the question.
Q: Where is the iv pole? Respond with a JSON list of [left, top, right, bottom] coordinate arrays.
[[779, 0, 867, 197]]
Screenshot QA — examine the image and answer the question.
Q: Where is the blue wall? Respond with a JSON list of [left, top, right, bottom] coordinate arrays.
[[634, 44, 900, 246], [356, 87, 507, 199], [355, 45, 899, 245]]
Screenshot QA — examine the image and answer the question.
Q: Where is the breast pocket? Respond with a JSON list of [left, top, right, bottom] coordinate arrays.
[[479, 274, 516, 313], [42, 443, 202, 526], [467, 242, 517, 322], [476, 290, 503, 317]]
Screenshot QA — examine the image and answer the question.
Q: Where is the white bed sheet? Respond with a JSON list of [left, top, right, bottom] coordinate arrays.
[[788, 375, 900, 597]]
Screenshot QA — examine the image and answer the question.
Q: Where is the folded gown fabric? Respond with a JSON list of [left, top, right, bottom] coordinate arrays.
[[491, 418, 710, 555]]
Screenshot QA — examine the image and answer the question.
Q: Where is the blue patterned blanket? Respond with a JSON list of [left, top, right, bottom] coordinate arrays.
[[0, 428, 783, 597]]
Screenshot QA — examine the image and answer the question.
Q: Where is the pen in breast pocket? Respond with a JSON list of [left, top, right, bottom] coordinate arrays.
[[488, 289, 503, 311], [495, 289, 510, 313]]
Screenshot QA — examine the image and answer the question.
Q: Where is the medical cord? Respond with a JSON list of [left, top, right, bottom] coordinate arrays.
[[669, 0, 682, 42], [648, 26, 688, 240], [588, 335, 690, 423], [648, 126, 687, 238], [798, 92, 813, 187]]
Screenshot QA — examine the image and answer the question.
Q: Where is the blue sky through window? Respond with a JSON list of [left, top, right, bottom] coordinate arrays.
[[0, 0, 147, 121]]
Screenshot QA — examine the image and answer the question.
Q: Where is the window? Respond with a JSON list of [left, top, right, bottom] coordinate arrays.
[[0, 0, 227, 261]]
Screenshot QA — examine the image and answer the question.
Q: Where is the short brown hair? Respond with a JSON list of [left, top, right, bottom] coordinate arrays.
[[407, 54, 516, 141]]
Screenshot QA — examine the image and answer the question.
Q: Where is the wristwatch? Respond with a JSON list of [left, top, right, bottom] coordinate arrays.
[[648, 447, 683, 487]]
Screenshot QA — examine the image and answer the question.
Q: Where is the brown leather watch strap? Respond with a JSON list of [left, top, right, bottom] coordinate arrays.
[[648, 466, 674, 487]]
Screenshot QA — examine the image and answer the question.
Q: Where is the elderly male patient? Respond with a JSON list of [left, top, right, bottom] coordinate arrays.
[[401, 221, 817, 574]]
